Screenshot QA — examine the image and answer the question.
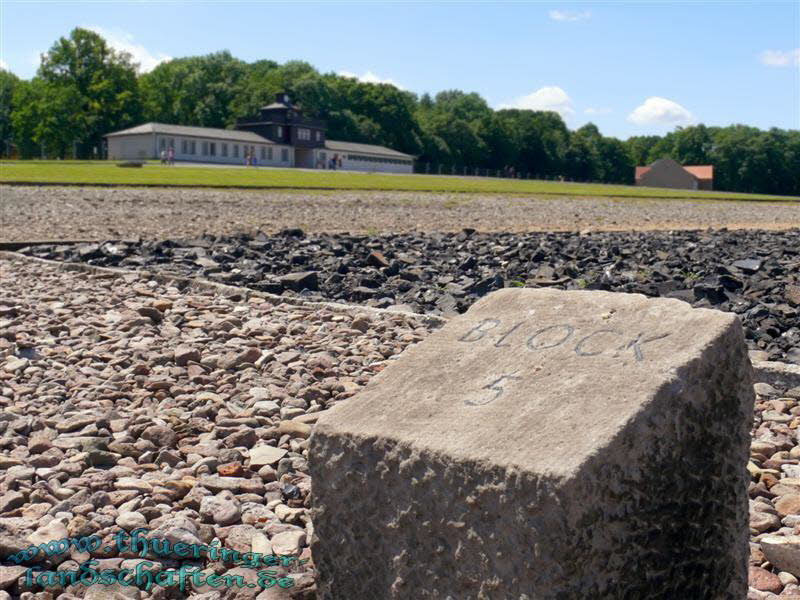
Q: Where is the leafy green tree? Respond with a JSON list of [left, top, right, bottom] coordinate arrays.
[[625, 135, 660, 166], [227, 59, 281, 119], [38, 27, 140, 156], [672, 124, 713, 165], [10, 79, 44, 158], [140, 51, 246, 127], [429, 116, 484, 166], [497, 110, 569, 176], [564, 123, 603, 181], [36, 83, 88, 157], [708, 125, 759, 192], [598, 136, 634, 184], [0, 69, 19, 156], [11, 78, 86, 158], [474, 113, 516, 170], [432, 90, 492, 123]]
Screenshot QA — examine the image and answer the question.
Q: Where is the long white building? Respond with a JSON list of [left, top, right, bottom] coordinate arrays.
[[106, 93, 415, 174]]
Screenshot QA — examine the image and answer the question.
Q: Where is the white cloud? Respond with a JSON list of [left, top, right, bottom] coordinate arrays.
[[549, 9, 591, 22], [85, 26, 171, 73], [584, 107, 612, 115], [0, 59, 8, 71], [498, 86, 574, 118], [759, 49, 800, 67], [338, 70, 404, 89], [627, 97, 694, 126]]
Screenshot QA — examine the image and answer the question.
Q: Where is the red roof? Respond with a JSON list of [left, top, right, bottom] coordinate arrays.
[[635, 163, 713, 181], [683, 165, 713, 180]]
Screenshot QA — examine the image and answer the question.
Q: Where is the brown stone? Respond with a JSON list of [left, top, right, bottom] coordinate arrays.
[[776, 495, 800, 518], [218, 462, 244, 477], [749, 565, 782, 593], [786, 285, 800, 307], [174, 345, 201, 366], [278, 420, 311, 439]]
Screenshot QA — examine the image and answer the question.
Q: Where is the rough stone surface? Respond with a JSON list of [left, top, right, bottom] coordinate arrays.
[[310, 287, 755, 598]]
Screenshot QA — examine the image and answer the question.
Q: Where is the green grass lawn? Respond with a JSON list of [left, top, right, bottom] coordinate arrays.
[[1, 160, 797, 202]]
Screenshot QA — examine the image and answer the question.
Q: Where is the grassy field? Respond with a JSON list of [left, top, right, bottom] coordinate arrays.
[[1, 160, 797, 202]]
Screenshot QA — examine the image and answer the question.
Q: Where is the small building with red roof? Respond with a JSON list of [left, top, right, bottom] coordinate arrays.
[[635, 158, 714, 191]]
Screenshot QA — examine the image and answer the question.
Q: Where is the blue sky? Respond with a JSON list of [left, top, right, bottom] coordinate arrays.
[[1, 1, 798, 139]]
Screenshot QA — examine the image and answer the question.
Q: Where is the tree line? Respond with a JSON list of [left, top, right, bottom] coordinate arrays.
[[1, 28, 798, 195]]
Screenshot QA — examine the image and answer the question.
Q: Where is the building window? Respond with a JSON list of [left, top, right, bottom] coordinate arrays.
[[160, 138, 166, 151], [261, 146, 266, 160], [315, 131, 321, 141], [298, 128, 310, 141], [343, 153, 406, 164], [191, 141, 197, 155], [281, 148, 288, 162], [277, 126, 283, 138], [169, 138, 175, 149], [221, 143, 228, 157], [233, 144, 239, 158], [201, 142, 208, 155], [267, 147, 273, 160], [210, 143, 216, 156], [181, 140, 188, 154]]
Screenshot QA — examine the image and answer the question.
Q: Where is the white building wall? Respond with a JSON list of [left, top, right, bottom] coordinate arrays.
[[107, 134, 155, 160], [313, 148, 413, 174], [155, 135, 293, 167], [107, 129, 410, 173]]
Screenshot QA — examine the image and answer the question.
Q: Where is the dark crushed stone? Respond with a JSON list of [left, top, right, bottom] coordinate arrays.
[[19, 228, 800, 363]]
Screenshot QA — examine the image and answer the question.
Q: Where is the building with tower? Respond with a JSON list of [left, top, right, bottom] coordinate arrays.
[[105, 93, 415, 173]]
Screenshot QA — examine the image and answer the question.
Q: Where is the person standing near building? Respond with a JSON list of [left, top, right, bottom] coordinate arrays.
[[160, 149, 167, 165], [167, 146, 175, 166]]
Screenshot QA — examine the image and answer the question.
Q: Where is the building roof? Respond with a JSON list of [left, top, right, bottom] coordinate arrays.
[[683, 165, 713, 180], [105, 123, 277, 144], [260, 102, 299, 111], [324, 139, 414, 159], [635, 160, 713, 181], [105, 123, 412, 158]]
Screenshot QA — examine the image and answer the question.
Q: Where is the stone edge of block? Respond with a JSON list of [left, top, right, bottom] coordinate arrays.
[[0, 251, 448, 328]]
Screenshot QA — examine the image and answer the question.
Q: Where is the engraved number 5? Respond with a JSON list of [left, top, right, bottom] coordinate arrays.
[[466, 373, 522, 406]]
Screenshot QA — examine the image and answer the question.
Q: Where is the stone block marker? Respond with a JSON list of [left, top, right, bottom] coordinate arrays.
[[309, 288, 755, 599]]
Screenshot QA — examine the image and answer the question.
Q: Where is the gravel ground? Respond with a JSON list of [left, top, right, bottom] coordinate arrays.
[[749, 380, 800, 599], [1, 185, 799, 242], [3, 254, 800, 597], [0, 254, 432, 599], [22, 228, 800, 364]]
